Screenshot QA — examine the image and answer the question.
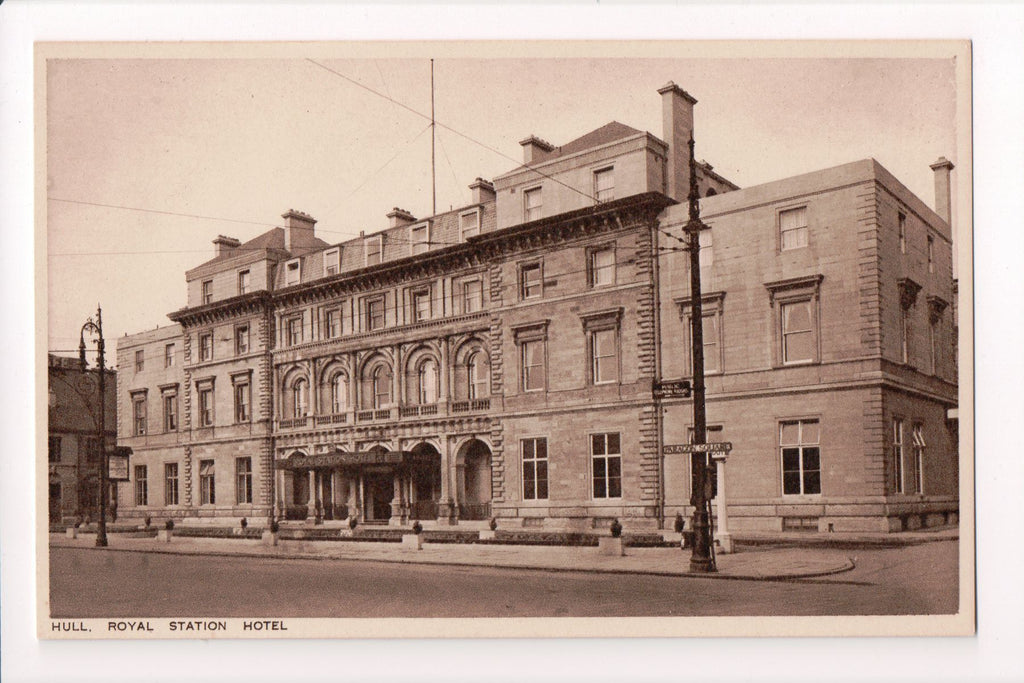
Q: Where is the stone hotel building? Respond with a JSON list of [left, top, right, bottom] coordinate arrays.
[[116, 82, 958, 533]]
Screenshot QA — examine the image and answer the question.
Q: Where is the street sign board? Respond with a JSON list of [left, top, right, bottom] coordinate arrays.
[[663, 442, 732, 455], [654, 380, 691, 399]]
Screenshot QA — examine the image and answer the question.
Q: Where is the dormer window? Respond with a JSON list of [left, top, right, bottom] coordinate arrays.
[[460, 209, 481, 240], [285, 258, 301, 286], [201, 280, 213, 305], [324, 248, 340, 277], [238, 269, 250, 295], [365, 235, 383, 267], [524, 187, 542, 222], [594, 167, 614, 202], [410, 223, 430, 256]]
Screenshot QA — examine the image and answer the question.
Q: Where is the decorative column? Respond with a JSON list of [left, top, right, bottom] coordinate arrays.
[[389, 472, 405, 526], [276, 468, 286, 520], [439, 336, 450, 407], [315, 470, 325, 525], [713, 455, 733, 553], [306, 470, 317, 520], [437, 438, 454, 525], [392, 346, 403, 412]]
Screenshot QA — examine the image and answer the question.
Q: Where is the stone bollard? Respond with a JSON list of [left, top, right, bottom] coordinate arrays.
[[156, 529, 173, 542], [66, 527, 78, 539], [261, 530, 279, 547], [598, 536, 624, 556], [402, 534, 423, 550], [478, 529, 496, 541]]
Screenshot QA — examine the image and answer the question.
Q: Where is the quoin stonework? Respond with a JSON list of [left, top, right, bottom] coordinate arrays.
[[115, 82, 957, 534]]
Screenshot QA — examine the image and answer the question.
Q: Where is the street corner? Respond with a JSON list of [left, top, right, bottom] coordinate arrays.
[[708, 546, 856, 581]]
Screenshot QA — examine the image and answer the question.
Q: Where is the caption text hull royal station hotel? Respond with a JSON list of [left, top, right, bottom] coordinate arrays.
[[116, 82, 959, 535]]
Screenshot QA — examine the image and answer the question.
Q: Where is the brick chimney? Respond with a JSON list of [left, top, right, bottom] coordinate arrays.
[[387, 207, 417, 229], [281, 209, 319, 255], [469, 177, 496, 204], [929, 157, 955, 226], [519, 135, 555, 165], [212, 235, 241, 256], [658, 81, 697, 203]]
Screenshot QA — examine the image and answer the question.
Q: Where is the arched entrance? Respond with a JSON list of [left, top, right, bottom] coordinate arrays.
[[408, 442, 442, 520], [458, 439, 492, 520]]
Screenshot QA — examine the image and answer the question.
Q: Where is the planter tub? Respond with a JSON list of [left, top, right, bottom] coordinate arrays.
[[261, 530, 279, 547], [598, 536, 624, 556], [402, 534, 423, 550]]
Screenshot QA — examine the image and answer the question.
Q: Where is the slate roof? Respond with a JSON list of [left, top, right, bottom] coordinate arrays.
[[538, 121, 646, 162]]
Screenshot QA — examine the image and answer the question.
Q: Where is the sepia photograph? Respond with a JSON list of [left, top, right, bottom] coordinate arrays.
[[36, 40, 974, 641]]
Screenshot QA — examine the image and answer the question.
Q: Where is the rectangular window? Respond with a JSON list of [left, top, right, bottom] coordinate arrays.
[[202, 280, 213, 305], [780, 419, 821, 496], [236, 457, 253, 505], [325, 308, 341, 339], [779, 206, 808, 251], [590, 328, 618, 384], [462, 279, 483, 314], [412, 289, 431, 322], [164, 463, 179, 506], [199, 460, 215, 505], [892, 418, 905, 494], [686, 313, 722, 375], [324, 248, 340, 277], [927, 235, 935, 273], [285, 258, 301, 286], [48, 436, 61, 463], [134, 465, 148, 506], [520, 263, 542, 300], [460, 210, 480, 240], [287, 317, 302, 346], [135, 349, 144, 372], [688, 425, 723, 499], [929, 318, 939, 375], [410, 224, 430, 256], [238, 269, 250, 295], [235, 324, 250, 355], [198, 387, 214, 427], [591, 433, 621, 499], [522, 437, 548, 500], [133, 395, 147, 436], [366, 297, 385, 331], [901, 308, 912, 364], [781, 300, 814, 364], [521, 339, 545, 392], [234, 381, 250, 423], [910, 424, 926, 494], [898, 212, 907, 254], [589, 247, 615, 287], [164, 343, 175, 368], [365, 236, 382, 266], [199, 332, 213, 362], [698, 229, 713, 269], [163, 393, 178, 432], [594, 167, 614, 202], [524, 187, 542, 222]]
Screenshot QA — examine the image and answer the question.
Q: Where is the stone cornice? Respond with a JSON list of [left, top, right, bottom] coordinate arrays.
[[168, 291, 272, 328]]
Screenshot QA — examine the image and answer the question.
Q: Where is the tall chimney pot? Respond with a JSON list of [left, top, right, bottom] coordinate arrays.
[[212, 235, 241, 256], [469, 177, 496, 204], [519, 136, 555, 165], [658, 81, 697, 203], [387, 207, 417, 229], [281, 209, 318, 255], [929, 157, 955, 226]]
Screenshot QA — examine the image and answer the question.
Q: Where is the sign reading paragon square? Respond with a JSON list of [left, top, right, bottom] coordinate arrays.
[[663, 442, 733, 455]]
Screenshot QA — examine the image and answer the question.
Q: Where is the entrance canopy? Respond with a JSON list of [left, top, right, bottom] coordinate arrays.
[[275, 448, 435, 470]]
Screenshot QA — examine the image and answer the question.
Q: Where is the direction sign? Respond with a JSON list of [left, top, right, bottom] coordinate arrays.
[[654, 380, 692, 399], [663, 442, 732, 455]]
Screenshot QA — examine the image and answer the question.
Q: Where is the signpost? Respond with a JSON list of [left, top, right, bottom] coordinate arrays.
[[664, 442, 732, 455]]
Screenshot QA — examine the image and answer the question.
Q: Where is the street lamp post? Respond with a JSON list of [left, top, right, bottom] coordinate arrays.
[[79, 305, 109, 548], [684, 136, 715, 573]]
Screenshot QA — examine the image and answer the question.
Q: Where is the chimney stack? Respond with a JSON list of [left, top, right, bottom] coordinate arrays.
[[519, 135, 555, 165], [657, 81, 697, 203], [387, 207, 417, 229], [469, 177, 496, 204], [929, 157, 955, 226], [212, 235, 241, 257], [281, 209, 318, 255]]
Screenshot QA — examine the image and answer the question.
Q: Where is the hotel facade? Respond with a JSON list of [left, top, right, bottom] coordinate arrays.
[[115, 83, 958, 533]]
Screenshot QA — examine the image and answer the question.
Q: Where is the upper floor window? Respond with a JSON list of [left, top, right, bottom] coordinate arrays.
[[330, 373, 349, 414], [290, 378, 309, 418], [132, 393, 147, 436], [162, 391, 178, 432], [235, 324, 250, 355], [766, 275, 823, 367], [287, 317, 303, 346], [514, 322, 548, 393], [164, 343, 175, 368], [233, 379, 251, 423], [135, 349, 145, 372], [238, 269, 250, 295], [324, 248, 340, 277], [927, 235, 935, 273], [519, 262, 543, 300], [524, 187, 542, 222], [780, 419, 821, 496], [698, 229, 713, 269], [325, 308, 341, 339], [589, 246, 616, 287], [594, 167, 614, 203], [460, 210, 481, 240], [462, 279, 484, 314], [360, 363, 393, 410], [416, 358, 439, 405], [589, 328, 618, 385], [365, 296, 385, 332], [898, 212, 907, 254], [199, 332, 213, 362], [467, 350, 489, 400], [198, 385, 214, 427], [365, 236, 383, 267], [779, 206, 808, 251], [410, 223, 430, 256], [781, 301, 813, 364], [285, 259, 301, 286], [412, 289, 431, 323], [202, 280, 213, 305]]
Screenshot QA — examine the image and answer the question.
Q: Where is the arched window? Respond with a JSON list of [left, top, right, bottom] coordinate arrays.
[[330, 373, 348, 414], [417, 358, 438, 404], [467, 351, 489, 400], [372, 365, 391, 409], [292, 378, 308, 418]]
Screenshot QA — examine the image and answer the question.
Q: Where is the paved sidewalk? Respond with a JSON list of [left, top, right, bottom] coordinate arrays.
[[50, 533, 858, 581]]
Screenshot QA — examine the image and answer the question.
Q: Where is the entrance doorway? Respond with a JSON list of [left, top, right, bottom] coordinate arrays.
[[459, 439, 493, 520], [363, 471, 393, 522]]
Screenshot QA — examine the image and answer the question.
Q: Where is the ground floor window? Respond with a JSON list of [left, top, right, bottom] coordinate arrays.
[[910, 424, 926, 494], [200, 460, 216, 505], [892, 419, 905, 494], [591, 433, 621, 498], [236, 457, 253, 504], [688, 425, 723, 499], [165, 463, 179, 505], [780, 419, 821, 495], [134, 465, 148, 506], [522, 437, 548, 500]]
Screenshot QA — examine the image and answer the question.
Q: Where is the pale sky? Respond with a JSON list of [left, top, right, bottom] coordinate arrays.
[[46, 51, 960, 361]]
